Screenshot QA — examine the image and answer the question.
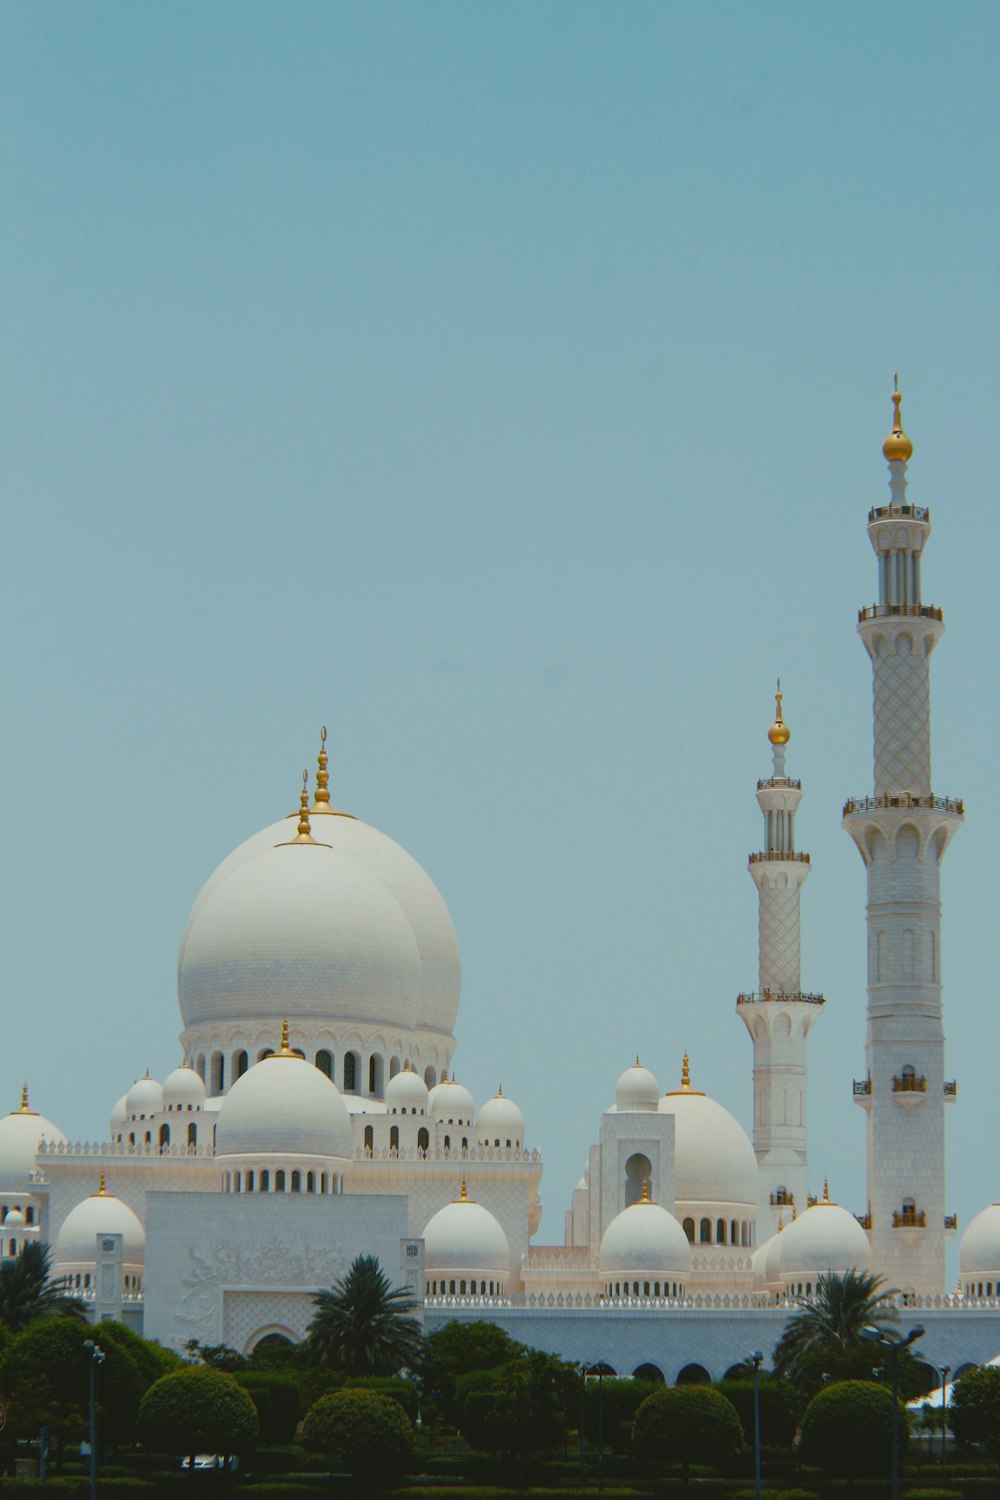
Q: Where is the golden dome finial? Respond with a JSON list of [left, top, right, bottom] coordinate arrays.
[[497, 1082, 504, 1097], [768, 678, 790, 745], [309, 724, 356, 819], [275, 771, 331, 848], [281, 1018, 289, 1050], [681, 1052, 691, 1089], [822, 1177, 830, 1205], [440, 1068, 448, 1085], [640, 1178, 651, 1204], [97, 1171, 107, 1196], [882, 374, 913, 463], [791, 1204, 798, 1221], [777, 1212, 784, 1233], [459, 1175, 468, 1202]]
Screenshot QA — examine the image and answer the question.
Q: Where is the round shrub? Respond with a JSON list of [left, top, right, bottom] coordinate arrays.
[[632, 1385, 743, 1474], [137, 1366, 259, 1457], [719, 1376, 800, 1447], [301, 1389, 412, 1479], [799, 1379, 908, 1477], [949, 1363, 1000, 1461], [236, 1372, 302, 1444]]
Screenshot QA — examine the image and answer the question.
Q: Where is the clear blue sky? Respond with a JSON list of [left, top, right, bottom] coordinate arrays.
[[2, 0, 997, 1284]]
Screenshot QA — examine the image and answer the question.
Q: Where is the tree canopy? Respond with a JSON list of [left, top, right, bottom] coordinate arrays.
[[798, 1378, 908, 1477], [949, 1364, 1000, 1464], [421, 1319, 524, 1423], [772, 1268, 902, 1392], [632, 1385, 743, 1484], [302, 1388, 413, 1479], [0, 1243, 85, 1335], [137, 1367, 259, 1458], [306, 1254, 423, 1375], [0, 1316, 142, 1448]]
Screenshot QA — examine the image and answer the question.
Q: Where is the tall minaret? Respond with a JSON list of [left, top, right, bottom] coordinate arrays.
[[738, 686, 825, 1239], [842, 381, 962, 1296]]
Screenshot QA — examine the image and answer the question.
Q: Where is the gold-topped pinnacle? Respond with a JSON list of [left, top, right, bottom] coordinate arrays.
[[267, 1018, 298, 1059], [666, 1051, 706, 1097], [310, 725, 356, 818], [882, 374, 913, 463], [497, 1083, 504, 1097], [458, 1175, 468, 1202], [768, 679, 790, 745], [777, 1213, 784, 1233], [95, 1171, 108, 1197], [640, 1178, 652, 1204], [791, 1204, 798, 1221], [276, 771, 331, 848], [16, 1081, 37, 1116], [822, 1177, 831, 1205], [440, 1069, 448, 1085]]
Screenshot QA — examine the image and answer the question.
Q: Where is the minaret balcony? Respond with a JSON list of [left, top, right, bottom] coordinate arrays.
[[737, 990, 825, 1007], [769, 1189, 794, 1207], [855, 1211, 872, 1230], [868, 501, 930, 523], [748, 850, 810, 865], [857, 602, 942, 622], [943, 1080, 958, 1100], [892, 1073, 926, 1108], [853, 1078, 872, 1107], [843, 793, 964, 817], [892, 1206, 927, 1239], [756, 776, 801, 791], [944, 1214, 958, 1236]]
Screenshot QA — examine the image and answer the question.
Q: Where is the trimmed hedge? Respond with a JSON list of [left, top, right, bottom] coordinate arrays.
[[137, 1366, 259, 1457], [632, 1385, 743, 1472], [301, 1389, 412, 1479], [235, 1372, 302, 1444], [798, 1379, 908, 1477]]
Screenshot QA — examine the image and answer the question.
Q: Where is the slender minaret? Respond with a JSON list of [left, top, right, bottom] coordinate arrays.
[[738, 686, 825, 1239], [842, 381, 962, 1296]]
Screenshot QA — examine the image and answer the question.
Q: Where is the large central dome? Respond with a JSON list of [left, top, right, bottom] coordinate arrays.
[[178, 792, 461, 1057]]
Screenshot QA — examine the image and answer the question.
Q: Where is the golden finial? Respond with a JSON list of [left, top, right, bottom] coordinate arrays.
[[635, 1054, 641, 1068], [792, 1204, 798, 1221], [267, 1018, 297, 1059], [14, 1082, 37, 1116], [882, 374, 913, 463], [822, 1177, 830, 1205], [458, 1175, 468, 1202], [497, 1082, 503, 1097], [768, 678, 790, 745], [666, 1051, 705, 1097], [440, 1069, 448, 1085], [309, 725, 356, 818], [275, 771, 331, 848], [97, 1171, 108, 1196], [640, 1178, 651, 1204], [777, 1213, 784, 1233]]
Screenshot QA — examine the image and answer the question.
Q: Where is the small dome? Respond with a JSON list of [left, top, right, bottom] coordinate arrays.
[[110, 1094, 129, 1131], [882, 380, 913, 463], [4, 1208, 26, 1230], [659, 1060, 758, 1209], [215, 1040, 353, 1160], [430, 1078, 475, 1125], [423, 1182, 510, 1278], [55, 1180, 145, 1268], [384, 1066, 429, 1115], [959, 1202, 1000, 1282], [162, 1066, 206, 1112], [614, 1059, 660, 1113], [126, 1074, 163, 1119], [777, 1197, 872, 1284], [0, 1091, 65, 1189], [476, 1088, 525, 1142], [598, 1192, 691, 1279]]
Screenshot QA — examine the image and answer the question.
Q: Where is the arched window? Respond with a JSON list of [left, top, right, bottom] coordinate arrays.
[[315, 1049, 333, 1079], [187, 1122, 197, 1149], [731, 1218, 738, 1244], [369, 1054, 383, 1095], [159, 1123, 170, 1151], [389, 1056, 401, 1079], [306, 1171, 315, 1193], [443, 1135, 451, 1150], [624, 1152, 652, 1207], [235, 1050, 249, 1079], [25, 1207, 34, 1224], [700, 1218, 712, 1244], [364, 1125, 374, 1154], [461, 1137, 468, 1152], [417, 1127, 429, 1154], [144, 1131, 151, 1146], [683, 1217, 695, 1243], [716, 1218, 726, 1244], [424, 1066, 436, 1089], [291, 1171, 301, 1192], [210, 1052, 225, 1095], [261, 1169, 271, 1191], [320, 1173, 328, 1193], [233, 1174, 241, 1193], [344, 1053, 358, 1092], [389, 1126, 399, 1154], [246, 1171, 254, 1192], [195, 1054, 206, 1081], [275, 1170, 286, 1192]]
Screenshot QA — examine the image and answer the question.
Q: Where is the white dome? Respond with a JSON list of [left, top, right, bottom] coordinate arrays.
[[423, 1186, 510, 1276], [110, 1094, 129, 1131], [430, 1079, 475, 1125], [179, 837, 423, 1036], [162, 1066, 206, 1111], [126, 1075, 163, 1119], [215, 1047, 353, 1160], [614, 1060, 660, 1113], [4, 1209, 26, 1230], [599, 1196, 692, 1278], [776, 1199, 872, 1283], [658, 1069, 758, 1208], [475, 1090, 525, 1143], [0, 1097, 65, 1189], [384, 1066, 429, 1115], [960, 1201, 1000, 1280], [55, 1183, 145, 1268], [178, 807, 461, 1039]]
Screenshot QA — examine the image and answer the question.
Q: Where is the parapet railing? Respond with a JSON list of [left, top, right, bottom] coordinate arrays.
[[843, 793, 964, 816], [853, 1078, 872, 1096], [869, 503, 930, 522], [37, 1140, 214, 1159], [737, 990, 825, 1006], [756, 777, 802, 791], [892, 1208, 927, 1228], [748, 850, 810, 864], [858, 603, 942, 622], [892, 1074, 927, 1092]]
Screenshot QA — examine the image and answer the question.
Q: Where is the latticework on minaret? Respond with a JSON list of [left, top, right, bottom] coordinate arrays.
[[737, 687, 825, 1239], [842, 381, 963, 1296]]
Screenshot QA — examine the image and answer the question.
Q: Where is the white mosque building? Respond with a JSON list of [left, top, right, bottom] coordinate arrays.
[[1, 388, 998, 1382]]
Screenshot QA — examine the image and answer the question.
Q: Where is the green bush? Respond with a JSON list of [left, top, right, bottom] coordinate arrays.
[[89, 1323, 181, 1392], [581, 1377, 660, 1452], [246, 1444, 304, 1474], [719, 1376, 800, 1447], [632, 1385, 743, 1478], [902, 1490, 964, 1499], [300, 1389, 412, 1479], [798, 1379, 908, 1477], [950, 1364, 1000, 1462], [0, 1317, 143, 1447], [137, 1366, 259, 1458], [339, 1373, 419, 1421], [235, 1372, 302, 1444]]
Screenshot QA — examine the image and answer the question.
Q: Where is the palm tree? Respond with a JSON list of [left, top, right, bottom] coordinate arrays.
[[307, 1254, 423, 1374], [0, 1241, 86, 1334], [773, 1268, 899, 1389]]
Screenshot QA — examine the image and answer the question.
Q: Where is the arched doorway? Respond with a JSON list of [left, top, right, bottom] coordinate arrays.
[[633, 1362, 664, 1384], [676, 1363, 711, 1385]]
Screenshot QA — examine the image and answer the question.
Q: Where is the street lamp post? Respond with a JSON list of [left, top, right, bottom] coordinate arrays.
[[748, 1351, 763, 1500], [81, 1341, 105, 1500], [581, 1365, 606, 1492], [938, 1365, 951, 1482], [858, 1323, 924, 1500]]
